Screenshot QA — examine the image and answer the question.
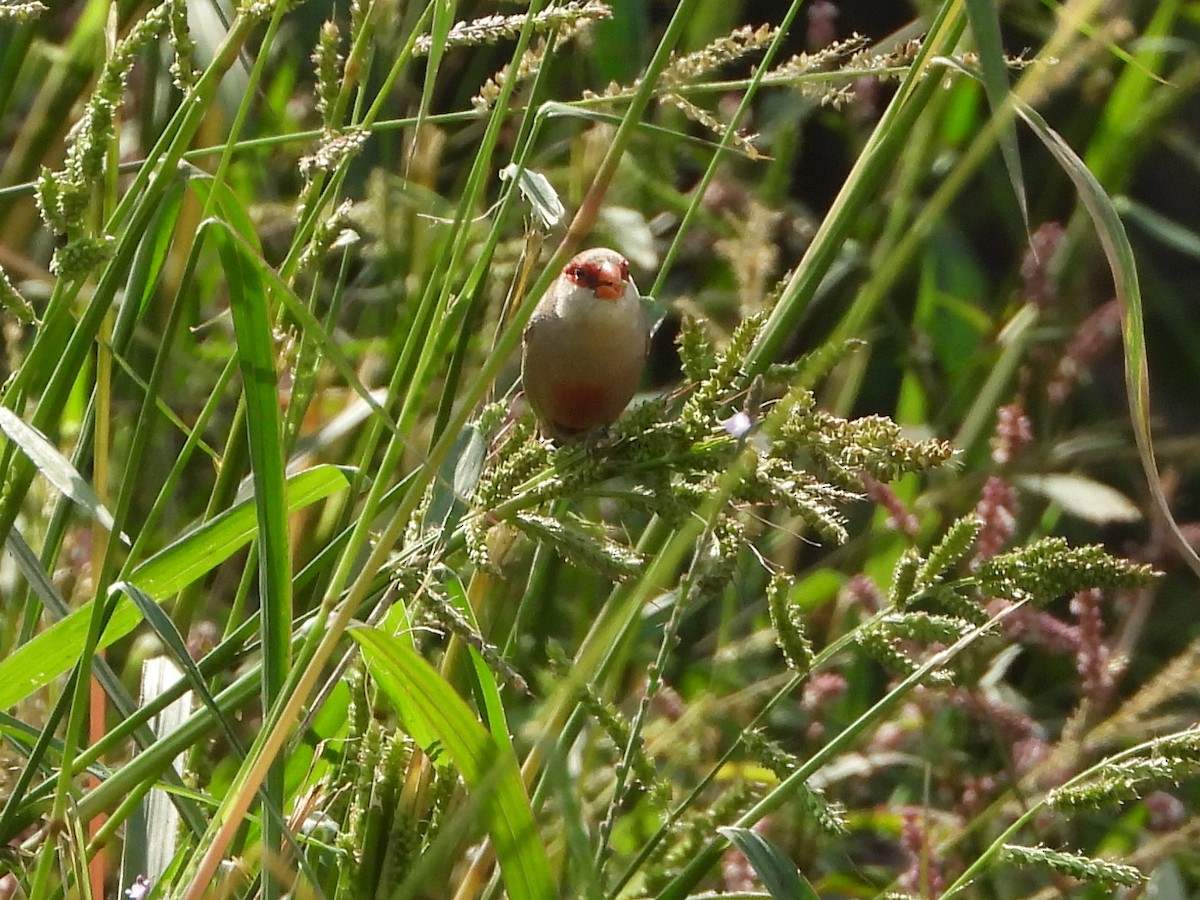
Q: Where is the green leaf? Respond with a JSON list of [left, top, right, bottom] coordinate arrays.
[[189, 171, 263, 255], [409, 0, 454, 176], [199, 217, 404, 443], [0, 406, 124, 540], [442, 568, 515, 741], [1117, 196, 1200, 259], [964, 0, 1027, 227], [717, 826, 820, 900], [134, 464, 349, 598], [0, 466, 348, 710], [110, 581, 246, 756], [212, 217, 292, 706], [125, 175, 186, 320], [351, 626, 553, 900], [1013, 99, 1200, 582]]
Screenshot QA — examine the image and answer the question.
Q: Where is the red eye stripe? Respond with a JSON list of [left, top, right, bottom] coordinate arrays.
[[562, 263, 591, 287], [561, 253, 629, 299]]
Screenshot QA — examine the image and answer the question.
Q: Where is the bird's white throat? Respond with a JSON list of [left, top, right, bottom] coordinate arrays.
[[556, 284, 641, 329]]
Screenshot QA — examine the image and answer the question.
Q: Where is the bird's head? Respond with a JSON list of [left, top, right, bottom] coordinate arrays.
[[562, 248, 630, 301]]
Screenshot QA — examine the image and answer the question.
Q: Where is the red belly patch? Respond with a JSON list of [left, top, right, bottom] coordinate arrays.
[[550, 381, 612, 430]]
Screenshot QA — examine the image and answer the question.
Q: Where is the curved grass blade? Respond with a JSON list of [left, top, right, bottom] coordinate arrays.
[[351, 626, 553, 900], [0, 465, 348, 710], [718, 826, 820, 900], [0, 407, 124, 540], [111, 582, 247, 756], [1012, 99, 1200, 582]]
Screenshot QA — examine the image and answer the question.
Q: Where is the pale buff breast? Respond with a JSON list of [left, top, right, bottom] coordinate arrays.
[[522, 283, 649, 441]]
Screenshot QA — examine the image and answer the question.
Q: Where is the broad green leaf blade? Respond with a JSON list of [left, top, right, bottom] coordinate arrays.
[[351, 626, 553, 900], [212, 215, 292, 899], [0, 406, 123, 539], [133, 464, 349, 598], [590, 0, 648, 84], [718, 826, 820, 900], [212, 218, 292, 700], [1013, 99, 1200, 583], [0, 466, 348, 710]]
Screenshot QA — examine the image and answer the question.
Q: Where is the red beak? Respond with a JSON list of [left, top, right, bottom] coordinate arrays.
[[592, 259, 626, 300]]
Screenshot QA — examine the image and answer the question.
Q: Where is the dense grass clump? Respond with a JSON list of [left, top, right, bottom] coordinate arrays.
[[1, 1, 1199, 897]]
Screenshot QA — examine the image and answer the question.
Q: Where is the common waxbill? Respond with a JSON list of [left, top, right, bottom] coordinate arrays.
[[521, 248, 650, 443]]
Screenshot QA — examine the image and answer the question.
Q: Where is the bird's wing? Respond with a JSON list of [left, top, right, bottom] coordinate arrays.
[[523, 310, 548, 342]]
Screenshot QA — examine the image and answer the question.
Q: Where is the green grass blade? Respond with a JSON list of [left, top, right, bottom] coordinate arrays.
[[206, 220, 404, 442], [111, 582, 247, 755], [1013, 99, 1200, 583], [408, 0, 454, 177], [443, 568, 514, 742], [212, 219, 293, 692], [201, 209, 294, 889], [351, 625, 554, 900], [963, 0, 1027, 228], [0, 404, 122, 540], [718, 826, 820, 900], [745, 0, 966, 373], [134, 464, 349, 598], [0, 466, 347, 710], [1117, 196, 1200, 259]]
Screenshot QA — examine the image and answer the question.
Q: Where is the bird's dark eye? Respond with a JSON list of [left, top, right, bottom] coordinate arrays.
[[565, 263, 599, 288]]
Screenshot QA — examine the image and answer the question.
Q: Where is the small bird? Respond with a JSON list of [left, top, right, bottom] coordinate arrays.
[[521, 247, 650, 444]]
